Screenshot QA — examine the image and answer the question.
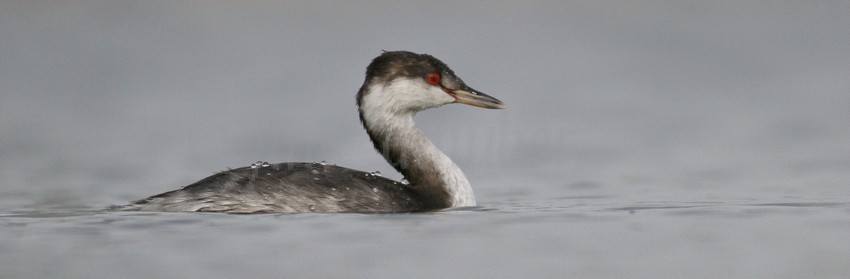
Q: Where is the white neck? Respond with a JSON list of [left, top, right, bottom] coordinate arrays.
[[359, 78, 475, 208]]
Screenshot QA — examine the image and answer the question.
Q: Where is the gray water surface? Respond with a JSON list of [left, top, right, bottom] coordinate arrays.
[[2, 1, 849, 278]]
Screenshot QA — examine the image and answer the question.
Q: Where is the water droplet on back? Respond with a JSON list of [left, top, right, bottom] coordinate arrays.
[[251, 161, 269, 169], [320, 161, 327, 166], [310, 169, 320, 175]]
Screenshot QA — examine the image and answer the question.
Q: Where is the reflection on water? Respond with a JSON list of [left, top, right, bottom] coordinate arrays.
[[2, 199, 849, 278]]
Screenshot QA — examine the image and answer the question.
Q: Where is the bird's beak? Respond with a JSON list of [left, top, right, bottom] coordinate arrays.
[[447, 87, 507, 109]]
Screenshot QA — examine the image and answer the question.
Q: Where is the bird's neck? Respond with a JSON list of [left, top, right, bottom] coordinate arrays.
[[358, 90, 475, 209]]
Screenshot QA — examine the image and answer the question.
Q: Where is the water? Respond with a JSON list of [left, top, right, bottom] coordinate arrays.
[[2, 201, 848, 278], [2, 1, 850, 278]]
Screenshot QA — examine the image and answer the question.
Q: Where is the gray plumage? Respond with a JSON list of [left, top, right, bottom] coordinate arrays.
[[118, 163, 425, 213]]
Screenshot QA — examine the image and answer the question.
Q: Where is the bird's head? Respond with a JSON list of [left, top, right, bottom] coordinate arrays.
[[357, 51, 506, 113]]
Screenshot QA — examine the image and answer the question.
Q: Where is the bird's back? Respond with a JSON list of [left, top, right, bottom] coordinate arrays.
[[116, 162, 427, 213]]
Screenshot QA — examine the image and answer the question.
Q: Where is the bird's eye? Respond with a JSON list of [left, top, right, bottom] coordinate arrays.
[[425, 72, 441, 86]]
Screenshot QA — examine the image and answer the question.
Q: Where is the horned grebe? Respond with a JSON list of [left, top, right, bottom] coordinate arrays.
[[116, 51, 505, 213]]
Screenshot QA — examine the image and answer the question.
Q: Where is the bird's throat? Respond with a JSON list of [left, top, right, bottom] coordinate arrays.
[[358, 86, 476, 208]]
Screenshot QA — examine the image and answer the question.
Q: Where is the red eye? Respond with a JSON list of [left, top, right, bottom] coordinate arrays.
[[425, 72, 441, 86]]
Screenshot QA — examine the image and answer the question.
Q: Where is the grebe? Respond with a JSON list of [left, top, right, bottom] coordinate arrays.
[[116, 51, 505, 213]]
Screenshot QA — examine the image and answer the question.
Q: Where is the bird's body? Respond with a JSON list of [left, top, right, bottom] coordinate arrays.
[[116, 51, 505, 213], [122, 163, 427, 213]]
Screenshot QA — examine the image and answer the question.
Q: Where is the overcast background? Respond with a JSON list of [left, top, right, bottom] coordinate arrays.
[[1, 1, 849, 278]]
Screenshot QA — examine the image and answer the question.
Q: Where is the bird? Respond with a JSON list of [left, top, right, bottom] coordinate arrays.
[[115, 50, 506, 213]]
